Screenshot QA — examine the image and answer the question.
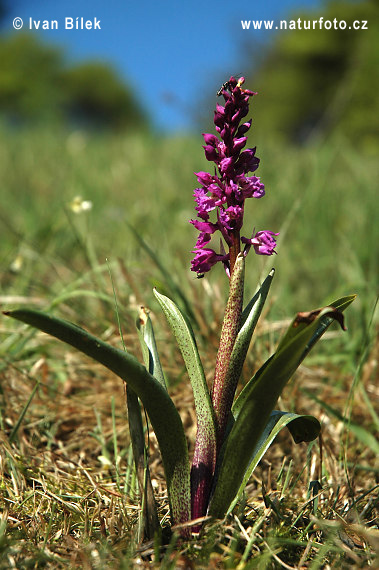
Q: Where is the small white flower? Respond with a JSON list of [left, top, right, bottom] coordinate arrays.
[[97, 455, 112, 470], [10, 254, 23, 273], [69, 196, 93, 214]]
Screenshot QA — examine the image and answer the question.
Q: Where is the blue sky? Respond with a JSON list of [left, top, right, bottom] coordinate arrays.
[[4, 0, 323, 131]]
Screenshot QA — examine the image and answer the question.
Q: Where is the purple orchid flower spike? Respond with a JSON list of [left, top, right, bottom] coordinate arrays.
[[190, 76, 278, 279], [189, 77, 280, 523]]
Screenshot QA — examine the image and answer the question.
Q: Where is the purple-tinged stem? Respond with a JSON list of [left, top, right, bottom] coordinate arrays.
[[211, 253, 245, 451], [229, 231, 241, 278], [190, 438, 216, 526]]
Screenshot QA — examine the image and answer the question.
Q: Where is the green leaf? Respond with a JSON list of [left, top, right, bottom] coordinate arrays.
[[233, 295, 357, 419], [107, 263, 159, 538], [153, 289, 216, 462], [136, 306, 167, 390], [3, 308, 191, 529], [208, 295, 356, 519], [276, 295, 356, 355], [125, 385, 160, 539], [299, 295, 357, 362], [226, 411, 321, 514], [154, 288, 217, 521], [228, 269, 274, 390]]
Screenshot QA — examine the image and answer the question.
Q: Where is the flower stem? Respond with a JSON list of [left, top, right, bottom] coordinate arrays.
[[229, 231, 241, 277], [211, 253, 245, 450]]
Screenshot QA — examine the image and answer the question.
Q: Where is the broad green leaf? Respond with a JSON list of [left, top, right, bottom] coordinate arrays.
[[153, 289, 216, 461], [233, 295, 356, 418], [136, 306, 167, 390], [226, 411, 321, 514], [276, 295, 356, 354], [154, 288, 217, 521], [298, 295, 357, 362], [4, 308, 191, 529], [208, 295, 355, 519], [240, 269, 275, 330], [227, 269, 274, 392]]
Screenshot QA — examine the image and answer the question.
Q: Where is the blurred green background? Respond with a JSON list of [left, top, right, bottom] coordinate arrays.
[[0, 0, 377, 342]]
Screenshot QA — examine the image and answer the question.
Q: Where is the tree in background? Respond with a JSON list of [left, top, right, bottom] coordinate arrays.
[[243, 0, 378, 150], [0, 33, 65, 123], [62, 62, 147, 130], [0, 0, 7, 23], [0, 33, 149, 130]]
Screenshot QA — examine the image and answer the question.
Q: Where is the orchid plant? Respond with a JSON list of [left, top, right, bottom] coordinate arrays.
[[4, 77, 355, 539]]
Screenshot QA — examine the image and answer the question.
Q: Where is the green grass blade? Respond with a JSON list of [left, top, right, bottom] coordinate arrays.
[[359, 383, 379, 431], [111, 396, 121, 491], [302, 389, 379, 455], [126, 221, 197, 325], [9, 382, 39, 444], [3, 308, 191, 529], [108, 262, 160, 537]]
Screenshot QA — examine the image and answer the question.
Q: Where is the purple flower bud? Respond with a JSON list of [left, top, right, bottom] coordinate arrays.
[[242, 88, 257, 97], [218, 207, 232, 230], [195, 171, 214, 185], [219, 157, 234, 176], [226, 205, 244, 230], [203, 145, 219, 162], [236, 120, 252, 137], [232, 137, 248, 153], [202, 133, 219, 146]]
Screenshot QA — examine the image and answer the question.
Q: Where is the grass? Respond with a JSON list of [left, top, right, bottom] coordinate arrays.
[[0, 124, 378, 567]]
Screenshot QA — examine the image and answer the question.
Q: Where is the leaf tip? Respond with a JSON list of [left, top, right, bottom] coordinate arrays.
[[294, 306, 348, 331], [137, 306, 149, 327]]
